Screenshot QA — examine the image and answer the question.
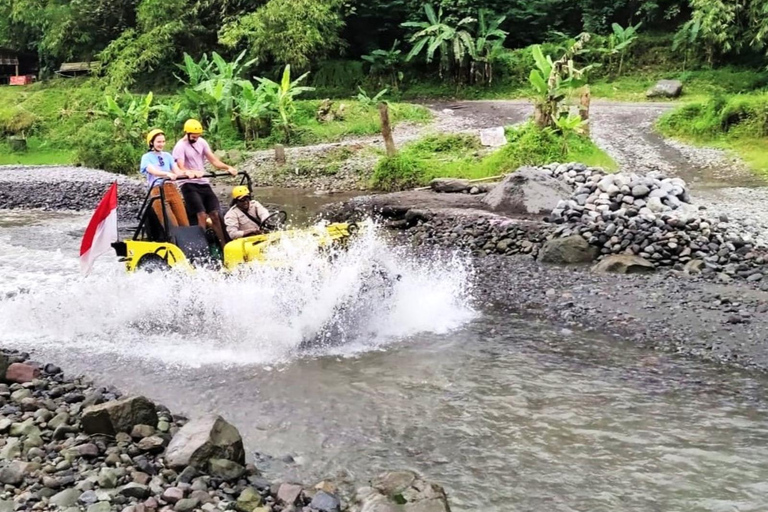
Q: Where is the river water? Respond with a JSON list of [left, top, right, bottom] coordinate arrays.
[[2, 210, 768, 512]]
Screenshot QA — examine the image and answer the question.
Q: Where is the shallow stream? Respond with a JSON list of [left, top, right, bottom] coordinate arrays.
[[2, 210, 768, 512]]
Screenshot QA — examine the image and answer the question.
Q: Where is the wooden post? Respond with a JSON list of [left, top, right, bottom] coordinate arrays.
[[378, 103, 397, 157], [274, 144, 286, 165], [579, 86, 591, 136]]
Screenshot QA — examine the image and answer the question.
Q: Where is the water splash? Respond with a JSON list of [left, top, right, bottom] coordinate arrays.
[[0, 214, 476, 367]]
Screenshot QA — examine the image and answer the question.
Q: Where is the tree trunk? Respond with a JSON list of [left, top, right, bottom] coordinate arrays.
[[379, 103, 397, 157], [274, 144, 286, 165], [579, 87, 591, 136]]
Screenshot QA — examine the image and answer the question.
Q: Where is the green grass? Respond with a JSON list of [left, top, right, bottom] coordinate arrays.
[[0, 137, 76, 165], [370, 125, 616, 190], [657, 92, 768, 174], [254, 100, 431, 149]]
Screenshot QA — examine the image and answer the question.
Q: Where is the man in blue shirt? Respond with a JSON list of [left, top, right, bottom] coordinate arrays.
[[141, 129, 190, 227]]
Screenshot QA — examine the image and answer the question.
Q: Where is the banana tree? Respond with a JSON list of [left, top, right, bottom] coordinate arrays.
[[529, 34, 594, 129], [256, 65, 314, 141], [468, 9, 508, 85], [401, 4, 475, 79], [103, 92, 153, 143], [235, 81, 272, 142], [362, 39, 404, 90], [604, 22, 642, 77]]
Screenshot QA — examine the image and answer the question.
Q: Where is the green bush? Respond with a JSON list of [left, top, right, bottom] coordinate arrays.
[[658, 93, 768, 139], [371, 153, 428, 191], [0, 108, 39, 136], [75, 119, 144, 174]]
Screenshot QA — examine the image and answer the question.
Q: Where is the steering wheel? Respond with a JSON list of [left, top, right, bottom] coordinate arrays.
[[261, 211, 288, 232]]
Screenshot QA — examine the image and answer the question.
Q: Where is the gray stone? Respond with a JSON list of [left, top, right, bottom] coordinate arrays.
[[0, 500, 12, 512], [538, 236, 597, 264], [165, 415, 244, 470], [483, 167, 572, 215], [48, 412, 70, 430], [98, 468, 119, 489], [174, 498, 200, 512], [631, 185, 650, 197], [430, 178, 470, 193], [592, 255, 655, 274], [51, 488, 82, 508], [137, 436, 165, 453], [0, 461, 28, 485], [78, 490, 99, 505], [0, 438, 20, 460], [646, 79, 684, 98], [162, 487, 185, 504], [311, 491, 341, 512], [208, 458, 245, 481], [87, 503, 112, 512], [82, 396, 158, 435], [130, 424, 155, 439]]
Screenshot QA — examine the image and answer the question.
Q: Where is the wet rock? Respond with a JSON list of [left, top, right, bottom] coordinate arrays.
[[354, 471, 450, 512], [483, 167, 572, 215], [538, 235, 597, 264], [165, 415, 244, 470], [592, 255, 655, 274], [82, 396, 158, 435], [310, 491, 342, 512]]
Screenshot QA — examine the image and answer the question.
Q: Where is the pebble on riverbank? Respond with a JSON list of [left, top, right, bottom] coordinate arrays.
[[0, 350, 448, 512]]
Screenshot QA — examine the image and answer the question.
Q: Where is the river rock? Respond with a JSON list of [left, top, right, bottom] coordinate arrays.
[[538, 235, 597, 264], [5, 362, 40, 383], [277, 483, 303, 505], [353, 471, 450, 512], [311, 491, 342, 512], [208, 458, 245, 481], [592, 255, 655, 274], [647, 79, 683, 98], [0, 461, 28, 485], [430, 178, 470, 193], [482, 167, 572, 215], [81, 396, 158, 435], [235, 488, 262, 512], [51, 488, 82, 508], [164, 415, 244, 470]]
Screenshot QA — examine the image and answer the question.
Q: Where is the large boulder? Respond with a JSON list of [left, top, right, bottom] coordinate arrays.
[[352, 471, 451, 512], [81, 396, 158, 436], [592, 254, 655, 274], [164, 415, 244, 471], [646, 79, 683, 99], [482, 167, 572, 215], [430, 178, 470, 193], [538, 235, 597, 264]]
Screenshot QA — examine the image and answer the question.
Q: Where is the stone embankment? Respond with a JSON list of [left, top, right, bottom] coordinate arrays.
[[0, 350, 449, 512], [0, 167, 145, 221], [328, 162, 768, 282]]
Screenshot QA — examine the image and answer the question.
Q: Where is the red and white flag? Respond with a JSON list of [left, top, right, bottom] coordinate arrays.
[[80, 182, 118, 276]]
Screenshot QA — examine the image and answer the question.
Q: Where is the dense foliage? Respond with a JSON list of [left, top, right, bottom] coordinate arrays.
[[3, 0, 768, 90]]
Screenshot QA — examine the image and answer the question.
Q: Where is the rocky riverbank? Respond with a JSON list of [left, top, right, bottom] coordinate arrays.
[[0, 349, 451, 512], [0, 167, 145, 221]]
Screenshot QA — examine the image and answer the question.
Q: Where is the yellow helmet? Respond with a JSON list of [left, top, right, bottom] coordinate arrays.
[[232, 185, 250, 200], [183, 119, 204, 134], [146, 128, 164, 147]]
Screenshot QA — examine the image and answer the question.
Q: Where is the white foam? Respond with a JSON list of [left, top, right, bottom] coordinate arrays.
[[0, 214, 476, 368]]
